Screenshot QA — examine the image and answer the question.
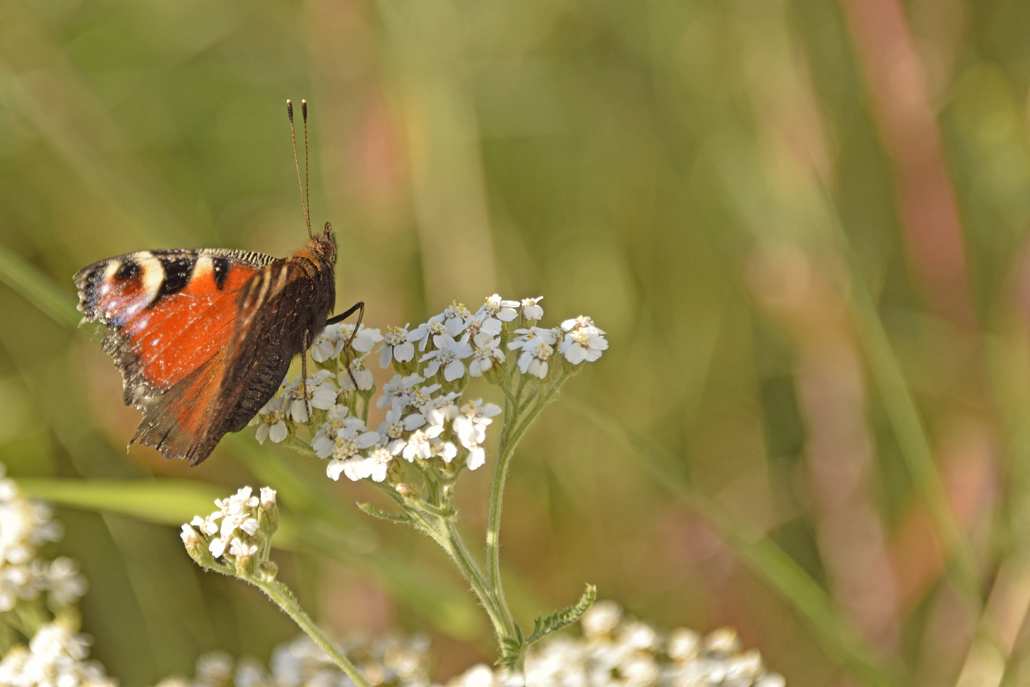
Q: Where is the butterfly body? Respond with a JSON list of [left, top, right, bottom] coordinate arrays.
[[74, 225, 339, 465]]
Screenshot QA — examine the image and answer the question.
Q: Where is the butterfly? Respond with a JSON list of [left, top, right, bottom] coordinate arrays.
[[73, 100, 362, 466]]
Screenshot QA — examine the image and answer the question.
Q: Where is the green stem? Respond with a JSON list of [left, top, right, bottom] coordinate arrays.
[[484, 371, 569, 658], [367, 481, 517, 646], [441, 518, 518, 642], [402, 502, 516, 644], [253, 577, 371, 687]]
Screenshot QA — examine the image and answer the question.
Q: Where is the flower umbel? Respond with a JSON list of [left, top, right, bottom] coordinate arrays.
[[245, 294, 608, 672], [181, 487, 371, 687], [182, 486, 279, 579], [0, 464, 85, 615]]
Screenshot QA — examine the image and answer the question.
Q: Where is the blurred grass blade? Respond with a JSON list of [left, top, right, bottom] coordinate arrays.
[[823, 194, 984, 604], [575, 403, 906, 687], [0, 244, 80, 328], [18, 475, 483, 638], [847, 270, 982, 598], [18, 478, 230, 526]]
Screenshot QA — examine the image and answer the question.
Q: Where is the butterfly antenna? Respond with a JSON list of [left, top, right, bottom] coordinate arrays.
[[287, 99, 313, 239], [302, 100, 311, 237]]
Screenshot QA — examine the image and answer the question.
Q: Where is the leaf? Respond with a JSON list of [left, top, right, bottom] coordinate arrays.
[[497, 585, 596, 669], [525, 584, 596, 646]]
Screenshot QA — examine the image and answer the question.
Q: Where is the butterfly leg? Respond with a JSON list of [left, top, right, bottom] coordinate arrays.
[[326, 301, 364, 326], [302, 330, 312, 421], [326, 301, 365, 391]]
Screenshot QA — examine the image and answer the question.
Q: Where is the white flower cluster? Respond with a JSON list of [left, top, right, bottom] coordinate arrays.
[[0, 463, 86, 613], [151, 601, 784, 687], [180, 486, 278, 572], [0, 620, 117, 687], [449, 601, 784, 687], [155, 633, 432, 687], [250, 295, 607, 484], [298, 379, 501, 482]]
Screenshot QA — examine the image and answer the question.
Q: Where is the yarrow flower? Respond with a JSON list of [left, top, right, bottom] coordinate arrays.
[[469, 335, 506, 377], [409, 318, 450, 352], [390, 427, 441, 463], [156, 633, 433, 687], [454, 401, 501, 470], [481, 294, 519, 322], [0, 464, 85, 613], [250, 294, 607, 490], [379, 324, 416, 368], [417, 393, 460, 429], [447, 602, 786, 687], [311, 405, 360, 457], [324, 421, 381, 481], [521, 296, 544, 321], [310, 323, 348, 363], [379, 405, 428, 448], [420, 335, 474, 382], [438, 301, 473, 337], [154, 602, 782, 687], [508, 327, 558, 379], [0, 620, 116, 687], [311, 324, 384, 363], [284, 370, 338, 422], [377, 373, 425, 411], [0, 465, 105, 686], [340, 355, 375, 391], [181, 486, 279, 574], [559, 316, 608, 364], [364, 446, 397, 483], [41, 558, 88, 607], [252, 385, 290, 445], [470, 294, 519, 340]]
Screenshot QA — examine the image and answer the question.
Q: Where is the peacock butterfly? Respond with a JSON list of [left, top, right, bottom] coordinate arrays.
[[74, 100, 362, 466]]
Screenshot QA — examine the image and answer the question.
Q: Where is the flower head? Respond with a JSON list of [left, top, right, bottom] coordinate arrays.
[[311, 405, 360, 458], [453, 400, 502, 450], [420, 335, 473, 382], [0, 464, 82, 614], [324, 421, 381, 481], [311, 324, 383, 363], [468, 335, 506, 378], [376, 373, 425, 411], [339, 354, 374, 392], [182, 486, 280, 574], [284, 370, 338, 422], [481, 294, 520, 322], [521, 296, 544, 321], [409, 318, 449, 352], [310, 323, 348, 363], [379, 324, 415, 368], [559, 316, 609, 364], [248, 386, 291, 445], [0, 620, 117, 687]]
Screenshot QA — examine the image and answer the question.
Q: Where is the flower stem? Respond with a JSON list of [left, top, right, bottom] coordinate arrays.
[[373, 483, 519, 651], [253, 576, 372, 687], [442, 518, 517, 641], [483, 371, 569, 663]]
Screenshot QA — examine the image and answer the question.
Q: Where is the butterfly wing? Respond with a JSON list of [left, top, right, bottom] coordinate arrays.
[[76, 231, 338, 466], [75, 248, 277, 463], [211, 255, 337, 437]]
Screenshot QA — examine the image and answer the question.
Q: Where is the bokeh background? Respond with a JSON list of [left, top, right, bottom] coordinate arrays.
[[2, 0, 1030, 684]]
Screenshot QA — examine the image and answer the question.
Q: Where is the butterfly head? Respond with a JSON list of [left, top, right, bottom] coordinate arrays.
[[311, 221, 337, 267]]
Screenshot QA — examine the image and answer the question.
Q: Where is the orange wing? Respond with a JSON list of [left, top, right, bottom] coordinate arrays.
[[74, 248, 276, 461]]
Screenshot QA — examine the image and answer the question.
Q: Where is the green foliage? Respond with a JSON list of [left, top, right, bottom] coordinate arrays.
[[499, 585, 596, 670]]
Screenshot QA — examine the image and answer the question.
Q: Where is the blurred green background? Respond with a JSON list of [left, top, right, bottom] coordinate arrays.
[[3, 0, 1030, 684]]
